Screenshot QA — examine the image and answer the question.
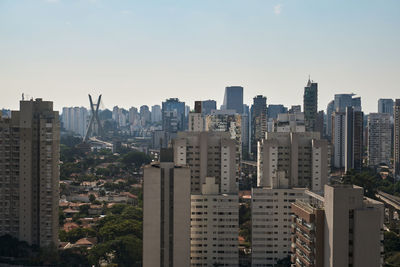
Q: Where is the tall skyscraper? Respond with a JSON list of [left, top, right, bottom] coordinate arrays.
[[242, 104, 250, 159], [368, 113, 392, 167], [326, 100, 335, 138], [151, 104, 162, 123], [61, 107, 88, 136], [394, 99, 400, 178], [0, 98, 60, 247], [201, 100, 217, 115], [251, 95, 267, 158], [143, 149, 191, 267], [140, 105, 151, 126], [303, 78, 318, 132], [332, 111, 346, 169], [222, 86, 243, 114], [291, 184, 384, 267], [315, 110, 325, 137], [267, 104, 287, 121], [345, 106, 364, 172], [162, 98, 186, 131], [378, 98, 394, 116]]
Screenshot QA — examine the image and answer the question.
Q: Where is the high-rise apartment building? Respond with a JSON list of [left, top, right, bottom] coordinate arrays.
[[345, 106, 364, 172], [303, 78, 318, 132], [368, 113, 392, 167], [190, 177, 239, 266], [332, 111, 346, 169], [128, 107, 140, 126], [272, 113, 305, 133], [252, 187, 306, 267], [151, 104, 162, 123], [205, 111, 242, 163], [173, 131, 237, 194], [257, 131, 328, 192], [394, 99, 400, 178], [291, 184, 384, 267], [222, 86, 243, 114], [378, 98, 394, 116], [188, 101, 205, 132], [143, 149, 191, 267], [0, 99, 59, 247], [140, 105, 151, 126], [61, 107, 88, 136], [172, 132, 239, 266]]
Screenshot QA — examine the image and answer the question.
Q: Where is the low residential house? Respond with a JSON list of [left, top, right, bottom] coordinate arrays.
[[88, 204, 103, 216], [63, 222, 79, 232], [73, 237, 98, 249], [64, 208, 80, 217]]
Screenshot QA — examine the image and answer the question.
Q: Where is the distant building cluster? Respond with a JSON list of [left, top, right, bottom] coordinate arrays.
[[1, 77, 400, 266]]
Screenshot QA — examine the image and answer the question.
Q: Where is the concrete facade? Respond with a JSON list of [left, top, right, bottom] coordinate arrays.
[[173, 131, 237, 194], [143, 152, 191, 267], [251, 187, 306, 266], [257, 132, 328, 192], [0, 99, 60, 247], [190, 177, 239, 266], [368, 113, 392, 166]]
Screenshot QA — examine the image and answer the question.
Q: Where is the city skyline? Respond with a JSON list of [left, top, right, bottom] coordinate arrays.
[[1, 0, 400, 113]]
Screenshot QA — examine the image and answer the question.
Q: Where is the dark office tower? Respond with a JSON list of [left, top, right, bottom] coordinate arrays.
[[303, 78, 318, 132], [378, 98, 394, 116], [223, 86, 243, 114], [394, 99, 400, 178], [201, 100, 217, 115], [0, 99, 60, 247], [242, 104, 250, 159], [326, 100, 335, 138], [162, 98, 186, 131], [251, 95, 267, 158], [289, 105, 301, 114], [267, 104, 287, 120], [315, 110, 325, 138], [345, 106, 364, 172]]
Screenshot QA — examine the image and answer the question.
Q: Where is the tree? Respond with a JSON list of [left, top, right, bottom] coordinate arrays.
[[89, 194, 96, 203]]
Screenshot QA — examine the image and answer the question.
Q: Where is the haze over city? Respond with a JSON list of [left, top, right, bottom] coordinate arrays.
[[1, 0, 400, 112]]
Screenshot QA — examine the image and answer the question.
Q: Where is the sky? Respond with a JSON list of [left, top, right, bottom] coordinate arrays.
[[1, 0, 399, 113]]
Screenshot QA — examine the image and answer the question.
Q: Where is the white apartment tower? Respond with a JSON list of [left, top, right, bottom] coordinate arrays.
[[257, 131, 328, 192], [368, 113, 392, 166], [252, 129, 329, 266], [190, 177, 239, 266], [173, 131, 237, 194], [143, 149, 191, 267], [332, 111, 346, 169]]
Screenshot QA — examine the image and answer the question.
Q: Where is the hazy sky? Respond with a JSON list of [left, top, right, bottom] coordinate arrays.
[[1, 0, 399, 113]]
